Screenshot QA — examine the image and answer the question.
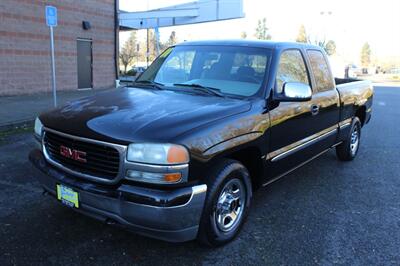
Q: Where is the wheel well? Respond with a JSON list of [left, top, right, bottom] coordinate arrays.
[[355, 106, 366, 126], [226, 147, 264, 190]]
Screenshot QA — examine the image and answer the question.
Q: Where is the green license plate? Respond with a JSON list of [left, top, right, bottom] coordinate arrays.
[[56, 184, 79, 208]]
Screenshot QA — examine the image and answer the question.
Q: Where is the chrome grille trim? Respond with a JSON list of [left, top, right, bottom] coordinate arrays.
[[42, 127, 127, 185]]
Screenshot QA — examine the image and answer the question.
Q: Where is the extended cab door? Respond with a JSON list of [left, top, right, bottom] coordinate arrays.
[[265, 48, 338, 180], [305, 49, 340, 149]]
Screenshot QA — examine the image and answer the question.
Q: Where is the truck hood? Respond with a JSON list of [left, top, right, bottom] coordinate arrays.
[[40, 87, 251, 144]]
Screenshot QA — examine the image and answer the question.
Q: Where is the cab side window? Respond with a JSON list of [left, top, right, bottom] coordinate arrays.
[[307, 50, 335, 92], [276, 50, 310, 93]]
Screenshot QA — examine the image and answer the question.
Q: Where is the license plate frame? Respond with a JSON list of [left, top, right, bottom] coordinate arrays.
[[56, 184, 79, 208]]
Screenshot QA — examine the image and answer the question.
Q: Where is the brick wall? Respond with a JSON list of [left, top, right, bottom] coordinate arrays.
[[0, 0, 116, 96]]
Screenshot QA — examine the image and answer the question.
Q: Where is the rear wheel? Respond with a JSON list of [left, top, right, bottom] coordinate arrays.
[[336, 117, 361, 161], [197, 159, 252, 247]]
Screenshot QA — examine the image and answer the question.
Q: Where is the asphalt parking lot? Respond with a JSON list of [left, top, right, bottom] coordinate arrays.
[[0, 85, 399, 265]]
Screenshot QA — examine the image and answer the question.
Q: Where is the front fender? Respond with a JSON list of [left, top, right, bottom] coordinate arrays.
[[203, 132, 263, 158]]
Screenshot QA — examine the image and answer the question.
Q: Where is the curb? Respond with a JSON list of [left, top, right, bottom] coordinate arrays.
[[0, 119, 35, 132]]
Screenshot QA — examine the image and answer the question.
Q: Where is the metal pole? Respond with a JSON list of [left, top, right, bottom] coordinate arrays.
[[146, 29, 149, 67], [155, 27, 160, 56], [155, 19, 160, 56], [146, 0, 150, 67], [50, 26, 57, 107]]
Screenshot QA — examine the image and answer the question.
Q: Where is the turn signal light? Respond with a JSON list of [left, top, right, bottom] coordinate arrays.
[[167, 145, 189, 164], [163, 173, 182, 182], [126, 170, 182, 184]]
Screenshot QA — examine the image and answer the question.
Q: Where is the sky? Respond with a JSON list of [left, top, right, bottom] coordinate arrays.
[[119, 0, 400, 65]]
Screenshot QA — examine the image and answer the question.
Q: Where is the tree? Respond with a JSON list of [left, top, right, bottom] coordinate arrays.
[[296, 24, 308, 43], [148, 29, 159, 61], [255, 18, 272, 40], [294, 25, 336, 56], [119, 31, 138, 73], [361, 42, 371, 67], [166, 31, 178, 47], [315, 39, 336, 56], [325, 40, 336, 56], [240, 31, 247, 39]]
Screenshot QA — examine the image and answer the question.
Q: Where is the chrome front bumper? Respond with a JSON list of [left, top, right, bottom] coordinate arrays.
[[29, 149, 207, 242]]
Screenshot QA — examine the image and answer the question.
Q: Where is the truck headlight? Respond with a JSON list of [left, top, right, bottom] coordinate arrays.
[[34, 117, 43, 137], [126, 143, 189, 165], [126, 143, 189, 184]]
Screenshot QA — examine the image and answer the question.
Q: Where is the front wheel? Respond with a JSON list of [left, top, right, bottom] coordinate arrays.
[[197, 159, 252, 247], [336, 117, 361, 161]]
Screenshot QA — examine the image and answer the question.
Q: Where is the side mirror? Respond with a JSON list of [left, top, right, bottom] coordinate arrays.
[[279, 82, 312, 102]]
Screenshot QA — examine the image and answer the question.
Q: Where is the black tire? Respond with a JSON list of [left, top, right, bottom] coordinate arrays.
[[197, 159, 252, 247], [336, 117, 361, 161]]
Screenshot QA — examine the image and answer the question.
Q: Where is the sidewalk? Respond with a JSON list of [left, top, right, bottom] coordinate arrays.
[[0, 88, 112, 129]]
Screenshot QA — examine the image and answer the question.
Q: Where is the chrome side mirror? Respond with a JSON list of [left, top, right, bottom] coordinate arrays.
[[281, 82, 312, 102]]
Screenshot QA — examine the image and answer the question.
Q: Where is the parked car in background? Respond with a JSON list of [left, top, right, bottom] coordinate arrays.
[[389, 68, 400, 75], [30, 40, 373, 247], [120, 66, 147, 83], [345, 64, 362, 78], [126, 66, 146, 77]]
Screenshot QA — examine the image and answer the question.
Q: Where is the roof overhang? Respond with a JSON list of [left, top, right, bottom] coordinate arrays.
[[119, 0, 244, 30]]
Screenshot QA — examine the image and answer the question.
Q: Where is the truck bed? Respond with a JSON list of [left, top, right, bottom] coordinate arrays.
[[335, 78, 372, 91], [335, 78, 373, 125]]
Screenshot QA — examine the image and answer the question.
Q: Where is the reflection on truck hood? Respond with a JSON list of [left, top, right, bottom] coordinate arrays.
[[40, 87, 251, 144]]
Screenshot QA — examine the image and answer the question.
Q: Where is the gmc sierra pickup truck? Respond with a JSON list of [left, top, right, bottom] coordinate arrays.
[[30, 40, 373, 246]]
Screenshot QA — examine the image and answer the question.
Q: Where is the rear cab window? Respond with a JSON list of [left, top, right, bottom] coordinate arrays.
[[307, 50, 335, 92], [275, 49, 310, 94]]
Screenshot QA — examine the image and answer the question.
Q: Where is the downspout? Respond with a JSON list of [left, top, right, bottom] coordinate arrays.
[[114, 0, 120, 86]]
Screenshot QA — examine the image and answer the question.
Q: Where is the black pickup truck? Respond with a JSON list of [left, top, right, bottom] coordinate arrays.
[[30, 40, 373, 246]]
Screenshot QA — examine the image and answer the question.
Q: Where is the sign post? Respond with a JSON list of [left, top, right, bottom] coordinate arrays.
[[45, 6, 58, 107]]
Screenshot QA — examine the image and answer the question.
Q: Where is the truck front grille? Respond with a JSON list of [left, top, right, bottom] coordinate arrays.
[[43, 131, 121, 181]]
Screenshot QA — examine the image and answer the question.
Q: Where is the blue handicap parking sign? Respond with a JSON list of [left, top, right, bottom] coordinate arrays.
[[45, 6, 57, 27]]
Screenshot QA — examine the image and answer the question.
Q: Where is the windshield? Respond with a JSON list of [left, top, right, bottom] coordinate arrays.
[[137, 45, 271, 97]]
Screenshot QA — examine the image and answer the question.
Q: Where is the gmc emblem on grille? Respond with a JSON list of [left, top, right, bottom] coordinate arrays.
[[60, 145, 87, 163]]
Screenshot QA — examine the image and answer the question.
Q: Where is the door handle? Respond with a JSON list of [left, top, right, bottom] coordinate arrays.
[[311, 104, 319, 115]]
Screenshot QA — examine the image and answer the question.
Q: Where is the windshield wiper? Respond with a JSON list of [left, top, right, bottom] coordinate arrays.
[[134, 80, 164, 90], [173, 83, 225, 97]]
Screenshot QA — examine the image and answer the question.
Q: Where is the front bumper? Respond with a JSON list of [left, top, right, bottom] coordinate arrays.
[[29, 149, 207, 242]]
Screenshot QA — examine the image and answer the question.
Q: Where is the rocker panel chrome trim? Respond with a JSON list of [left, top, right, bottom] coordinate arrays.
[[267, 125, 338, 162]]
